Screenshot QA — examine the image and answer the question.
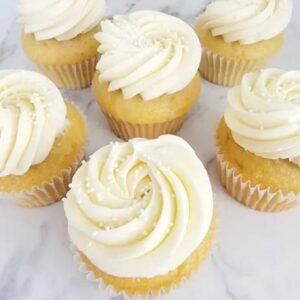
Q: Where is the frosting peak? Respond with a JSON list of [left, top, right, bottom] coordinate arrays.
[[18, 0, 105, 41], [198, 0, 292, 44], [95, 10, 201, 101], [0, 70, 67, 177], [224, 68, 300, 160], [64, 135, 213, 278]]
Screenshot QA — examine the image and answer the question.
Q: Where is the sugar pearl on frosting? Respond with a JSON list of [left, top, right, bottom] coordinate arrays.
[[92, 230, 98, 237]]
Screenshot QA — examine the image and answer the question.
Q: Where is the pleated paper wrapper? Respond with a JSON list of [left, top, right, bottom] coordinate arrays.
[[38, 56, 98, 90], [216, 151, 300, 212], [103, 111, 186, 140], [200, 48, 265, 87], [0, 151, 84, 208], [69, 214, 217, 299]]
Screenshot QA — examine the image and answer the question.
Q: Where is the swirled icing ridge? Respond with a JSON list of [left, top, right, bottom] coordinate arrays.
[[0, 70, 67, 176], [198, 0, 292, 44], [95, 10, 202, 101], [64, 135, 213, 278], [18, 0, 105, 41]]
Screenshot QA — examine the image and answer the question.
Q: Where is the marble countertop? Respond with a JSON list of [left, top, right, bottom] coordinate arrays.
[[1, 1, 300, 299]]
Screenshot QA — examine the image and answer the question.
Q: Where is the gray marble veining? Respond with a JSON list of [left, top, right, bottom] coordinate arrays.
[[1, 1, 300, 299]]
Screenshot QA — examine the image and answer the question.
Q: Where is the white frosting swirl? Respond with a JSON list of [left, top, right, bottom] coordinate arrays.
[[198, 0, 292, 44], [95, 10, 201, 101], [0, 70, 67, 177], [64, 135, 213, 278], [224, 68, 300, 160], [18, 0, 105, 41]]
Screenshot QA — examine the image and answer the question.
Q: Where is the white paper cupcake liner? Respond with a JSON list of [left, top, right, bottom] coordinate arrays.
[[200, 48, 265, 87], [38, 55, 98, 90], [216, 151, 300, 212], [102, 111, 186, 140]]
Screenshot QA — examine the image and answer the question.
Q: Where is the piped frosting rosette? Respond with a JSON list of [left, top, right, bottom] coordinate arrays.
[[18, 0, 105, 41], [64, 135, 213, 278], [95, 10, 201, 100], [0, 70, 67, 177], [224, 68, 300, 162], [198, 0, 292, 44]]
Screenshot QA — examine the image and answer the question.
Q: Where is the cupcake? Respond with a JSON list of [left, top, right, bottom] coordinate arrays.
[[92, 10, 202, 140], [18, 0, 105, 90], [195, 0, 292, 86], [0, 70, 86, 207], [216, 68, 300, 212], [64, 135, 215, 298]]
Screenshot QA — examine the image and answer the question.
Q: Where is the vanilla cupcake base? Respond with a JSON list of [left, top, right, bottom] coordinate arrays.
[[22, 27, 100, 90], [103, 110, 186, 140], [216, 151, 300, 212], [72, 213, 216, 299], [200, 48, 264, 87], [0, 151, 84, 207], [92, 72, 201, 140]]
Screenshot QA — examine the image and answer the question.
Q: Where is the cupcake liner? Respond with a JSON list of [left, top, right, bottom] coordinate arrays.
[[216, 150, 300, 212], [70, 213, 216, 299], [38, 55, 98, 90], [200, 48, 265, 87], [0, 151, 85, 208], [102, 111, 186, 140]]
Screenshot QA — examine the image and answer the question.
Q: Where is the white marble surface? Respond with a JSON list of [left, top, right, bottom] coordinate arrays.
[[1, 1, 300, 299]]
